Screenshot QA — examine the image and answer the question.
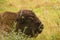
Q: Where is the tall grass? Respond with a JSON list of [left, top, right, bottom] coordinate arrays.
[[0, 0, 60, 40]]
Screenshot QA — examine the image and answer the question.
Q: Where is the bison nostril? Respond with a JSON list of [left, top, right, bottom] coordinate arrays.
[[39, 24, 43, 29], [38, 24, 44, 33]]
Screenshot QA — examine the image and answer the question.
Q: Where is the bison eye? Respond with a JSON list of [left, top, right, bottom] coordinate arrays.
[[22, 16, 24, 19]]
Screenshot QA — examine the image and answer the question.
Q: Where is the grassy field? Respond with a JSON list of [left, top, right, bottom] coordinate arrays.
[[0, 0, 60, 40]]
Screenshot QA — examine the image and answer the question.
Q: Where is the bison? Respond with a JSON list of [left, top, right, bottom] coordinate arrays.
[[0, 10, 44, 37], [15, 10, 44, 37]]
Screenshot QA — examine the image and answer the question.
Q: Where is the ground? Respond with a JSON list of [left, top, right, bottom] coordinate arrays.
[[0, 0, 60, 40]]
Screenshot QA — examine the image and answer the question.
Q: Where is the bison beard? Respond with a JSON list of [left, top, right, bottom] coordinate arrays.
[[15, 10, 44, 37]]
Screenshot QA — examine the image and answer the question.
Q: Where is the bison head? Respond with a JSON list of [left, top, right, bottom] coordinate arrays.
[[16, 10, 44, 37]]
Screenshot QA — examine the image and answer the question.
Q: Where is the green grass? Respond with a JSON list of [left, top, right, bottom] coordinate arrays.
[[0, 0, 60, 40]]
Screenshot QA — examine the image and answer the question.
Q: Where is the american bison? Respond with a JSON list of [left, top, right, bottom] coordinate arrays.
[[15, 10, 44, 37], [0, 10, 44, 37]]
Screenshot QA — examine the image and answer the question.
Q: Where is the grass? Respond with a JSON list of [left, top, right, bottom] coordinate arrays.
[[0, 0, 60, 40]]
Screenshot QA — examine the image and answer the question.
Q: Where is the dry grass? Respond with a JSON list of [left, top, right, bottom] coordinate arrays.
[[0, 0, 60, 40]]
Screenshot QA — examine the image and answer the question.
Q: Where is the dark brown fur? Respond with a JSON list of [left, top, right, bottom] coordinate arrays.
[[15, 10, 44, 37]]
